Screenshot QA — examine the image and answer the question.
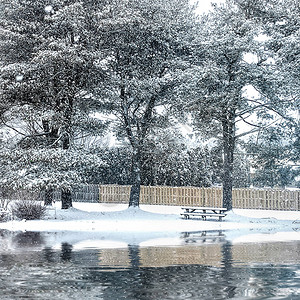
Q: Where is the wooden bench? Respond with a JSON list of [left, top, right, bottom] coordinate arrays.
[[181, 207, 227, 221]]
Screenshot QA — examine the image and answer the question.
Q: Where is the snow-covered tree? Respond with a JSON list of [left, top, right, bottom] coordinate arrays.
[[93, 0, 198, 206], [90, 128, 218, 188], [239, 0, 300, 187], [0, 147, 104, 192], [0, 0, 106, 207], [246, 122, 299, 188], [180, 0, 297, 209]]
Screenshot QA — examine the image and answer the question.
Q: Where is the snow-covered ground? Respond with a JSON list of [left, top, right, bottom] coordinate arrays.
[[0, 202, 299, 248]]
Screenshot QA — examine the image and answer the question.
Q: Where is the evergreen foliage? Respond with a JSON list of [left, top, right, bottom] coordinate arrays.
[[0, 0, 298, 211], [176, 0, 298, 208]]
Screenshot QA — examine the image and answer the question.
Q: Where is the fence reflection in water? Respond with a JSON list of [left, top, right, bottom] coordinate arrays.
[[0, 229, 299, 299]]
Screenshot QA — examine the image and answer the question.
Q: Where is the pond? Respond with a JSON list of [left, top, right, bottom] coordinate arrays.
[[0, 229, 299, 299]]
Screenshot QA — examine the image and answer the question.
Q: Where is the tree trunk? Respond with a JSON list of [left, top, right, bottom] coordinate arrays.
[[129, 150, 141, 207], [42, 120, 59, 206], [128, 244, 141, 269], [44, 188, 53, 206], [61, 189, 72, 209], [221, 241, 235, 298], [61, 97, 73, 209], [222, 113, 235, 210]]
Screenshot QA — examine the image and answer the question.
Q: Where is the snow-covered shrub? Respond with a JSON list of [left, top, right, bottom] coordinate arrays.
[[0, 198, 11, 211], [0, 191, 12, 222], [10, 200, 47, 220], [0, 209, 10, 222]]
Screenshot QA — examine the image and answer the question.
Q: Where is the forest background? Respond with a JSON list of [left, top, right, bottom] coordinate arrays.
[[0, 0, 299, 209]]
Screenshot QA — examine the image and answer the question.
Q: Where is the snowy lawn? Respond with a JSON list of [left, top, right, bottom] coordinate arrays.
[[0, 202, 299, 249], [0, 202, 299, 237]]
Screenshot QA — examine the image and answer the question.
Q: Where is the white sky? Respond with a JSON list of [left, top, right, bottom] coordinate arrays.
[[191, 0, 226, 13]]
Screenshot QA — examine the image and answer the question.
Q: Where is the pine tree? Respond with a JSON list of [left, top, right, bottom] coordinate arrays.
[[183, 0, 295, 209], [0, 0, 106, 207], [242, 0, 300, 187], [94, 0, 198, 206]]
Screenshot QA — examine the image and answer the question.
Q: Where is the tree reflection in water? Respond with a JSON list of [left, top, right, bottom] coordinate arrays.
[[221, 241, 236, 298], [61, 243, 73, 261], [0, 229, 299, 299], [13, 231, 44, 248]]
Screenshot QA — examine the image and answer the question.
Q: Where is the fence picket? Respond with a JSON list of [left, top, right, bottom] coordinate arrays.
[[1, 184, 299, 211], [95, 185, 299, 211]]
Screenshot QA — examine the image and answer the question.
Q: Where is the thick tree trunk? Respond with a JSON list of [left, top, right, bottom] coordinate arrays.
[[222, 114, 235, 211], [44, 188, 53, 206], [129, 150, 141, 207], [119, 87, 155, 208], [61, 189, 72, 209], [128, 245, 141, 269]]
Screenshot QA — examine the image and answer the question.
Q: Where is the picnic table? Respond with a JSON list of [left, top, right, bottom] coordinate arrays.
[[180, 206, 227, 221]]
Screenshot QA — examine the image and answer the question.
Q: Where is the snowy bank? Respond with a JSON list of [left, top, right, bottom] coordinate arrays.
[[0, 202, 299, 233], [0, 202, 299, 248]]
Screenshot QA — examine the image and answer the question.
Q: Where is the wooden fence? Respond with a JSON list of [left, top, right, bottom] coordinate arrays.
[[0, 185, 100, 203], [99, 185, 300, 211], [1, 184, 299, 210]]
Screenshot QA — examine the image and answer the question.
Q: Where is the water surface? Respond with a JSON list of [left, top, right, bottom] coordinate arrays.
[[0, 230, 299, 299]]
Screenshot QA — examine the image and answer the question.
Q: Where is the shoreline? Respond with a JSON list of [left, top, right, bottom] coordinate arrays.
[[0, 202, 299, 233], [0, 202, 299, 248]]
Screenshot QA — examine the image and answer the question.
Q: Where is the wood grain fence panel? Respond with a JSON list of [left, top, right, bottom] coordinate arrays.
[[5, 185, 299, 210], [232, 189, 238, 208], [204, 188, 208, 206], [239, 189, 243, 208], [97, 185, 300, 211], [288, 190, 294, 210], [175, 187, 180, 206], [282, 190, 288, 210], [164, 187, 168, 205], [244, 189, 248, 208], [276, 190, 281, 210], [286, 190, 291, 210], [252, 189, 256, 209], [255, 190, 260, 209], [242, 189, 246, 208], [140, 186, 145, 204], [295, 190, 299, 210], [209, 188, 213, 207], [245, 189, 249, 208], [247, 189, 251, 209], [233, 189, 239, 208]]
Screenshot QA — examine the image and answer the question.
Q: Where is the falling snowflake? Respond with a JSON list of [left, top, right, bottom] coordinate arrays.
[[45, 5, 54, 14]]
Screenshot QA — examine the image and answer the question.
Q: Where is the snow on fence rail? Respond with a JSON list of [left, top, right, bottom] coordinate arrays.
[[99, 185, 300, 211]]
